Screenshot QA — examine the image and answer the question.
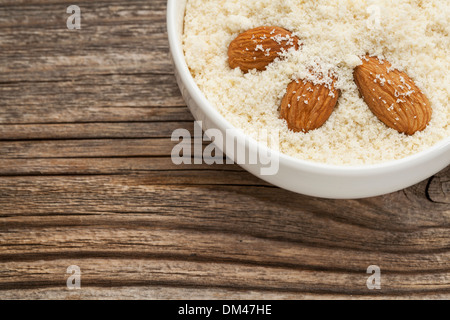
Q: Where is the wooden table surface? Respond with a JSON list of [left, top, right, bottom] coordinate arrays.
[[0, 0, 449, 300]]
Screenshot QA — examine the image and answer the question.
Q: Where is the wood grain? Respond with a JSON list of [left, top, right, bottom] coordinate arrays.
[[0, 0, 448, 300]]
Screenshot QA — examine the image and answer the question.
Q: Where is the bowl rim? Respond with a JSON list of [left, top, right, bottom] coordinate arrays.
[[167, 0, 450, 176]]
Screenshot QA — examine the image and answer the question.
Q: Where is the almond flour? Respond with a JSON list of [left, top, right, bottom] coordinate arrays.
[[183, 0, 449, 165]]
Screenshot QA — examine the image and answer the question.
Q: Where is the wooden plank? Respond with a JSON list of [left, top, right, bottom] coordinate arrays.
[[0, 154, 446, 208], [0, 75, 188, 124], [1, 287, 449, 300], [0, 259, 449, 295], [0, 127, 211, 158], [0, 106, 192, 125], [0, 122, 194, 140], [0, 75, 184, 110], [0, 158, 240, 176], [1, 220, 449, 270], [0, 169, 266, 185], [0, 138, 180, 158], [0, 175, 448, 246]]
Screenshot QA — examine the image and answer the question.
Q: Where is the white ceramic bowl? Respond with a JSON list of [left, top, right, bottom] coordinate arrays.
[[167, 0, 450, 199]]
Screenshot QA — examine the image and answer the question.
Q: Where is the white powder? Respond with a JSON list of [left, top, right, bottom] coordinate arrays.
[[183, 0, 450, 165]]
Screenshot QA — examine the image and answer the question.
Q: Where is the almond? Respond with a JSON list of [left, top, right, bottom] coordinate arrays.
[[354, 55, 432, 135], [228, 26, 301, 73], [280, 77, 340, 133]]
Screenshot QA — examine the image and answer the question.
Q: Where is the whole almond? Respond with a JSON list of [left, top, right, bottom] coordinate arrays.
[[228, 26, 301, 73], [354, 55, 432, 135], [280, 77, 340, 133]]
